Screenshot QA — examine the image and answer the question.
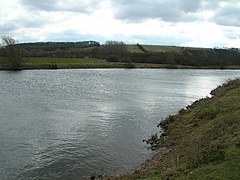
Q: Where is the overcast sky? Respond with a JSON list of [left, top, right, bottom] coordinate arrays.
[[0, 0, 240, 47]]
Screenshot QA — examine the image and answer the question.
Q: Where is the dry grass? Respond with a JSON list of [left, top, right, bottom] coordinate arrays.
[[127, 45, 208, 54]]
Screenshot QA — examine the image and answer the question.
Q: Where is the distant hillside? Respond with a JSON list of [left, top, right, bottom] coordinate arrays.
[[128, 44, 183, 53], [128, 44, 239, 54], [19, 41, 100, 51], [127, 44, 240, 67], [1, 41, 240, 68]]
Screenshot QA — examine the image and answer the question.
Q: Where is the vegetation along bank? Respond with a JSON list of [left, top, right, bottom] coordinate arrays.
[[1, 36, 240, 70], [107, 78, 240, 179]]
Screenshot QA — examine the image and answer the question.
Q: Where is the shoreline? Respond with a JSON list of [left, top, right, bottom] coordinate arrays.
[[1, 57, 240, 70], [1, 63, 240, 71], [107, 78, 240, 179]]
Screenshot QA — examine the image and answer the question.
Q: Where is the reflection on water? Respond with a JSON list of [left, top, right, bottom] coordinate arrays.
[[0, 69, 239, 179]]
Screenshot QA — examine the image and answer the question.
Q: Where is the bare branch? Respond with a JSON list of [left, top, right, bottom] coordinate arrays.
[[1, 36, 23, 70], [1, 36, 18, 46]]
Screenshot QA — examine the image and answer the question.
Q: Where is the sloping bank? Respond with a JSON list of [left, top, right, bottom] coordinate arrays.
[[110, 79, 240, 179]]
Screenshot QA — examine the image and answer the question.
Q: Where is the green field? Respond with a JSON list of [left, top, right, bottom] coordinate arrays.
[[0, 57, 199, 70], [1, 56, 240, 70], [24, 57, 124, 68], [109, 79, 240, 179], [0, 57, 127, 69]]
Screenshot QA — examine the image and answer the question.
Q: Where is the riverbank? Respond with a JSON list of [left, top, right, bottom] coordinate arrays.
[[109, 78, 240, 179], [1, 57, 240, 70], [0, 57, 126, 69]]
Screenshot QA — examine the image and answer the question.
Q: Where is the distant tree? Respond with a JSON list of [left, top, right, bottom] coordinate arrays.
[[101, 40, 128, 61], [1, 36, 23, 70]]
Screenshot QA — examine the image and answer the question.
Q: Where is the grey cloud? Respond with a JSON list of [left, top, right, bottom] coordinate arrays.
[[179, 0, 201, 13], [201, 0, 224, 9], [201, 0, 239, 9], [211, 6, 240, 26], [112, 0, 202, 22], [20, 0, 56, 11], [0, 23, 18, 39], [20, 0, 99, 13], [0, 15, 48, 35], [0, 22, 18, 33], [112, 0, 240, 26], [18, 15, 48, 28], [21, 19, 46, 28], [224, 30, 240, 40]]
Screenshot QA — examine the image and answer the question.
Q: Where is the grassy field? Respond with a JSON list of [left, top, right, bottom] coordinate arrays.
[[127, 44, 210, 54], [142, 45, 182, 53], [109, 79, 240, 179], [0, 57, 197, 70], [0, 57, 127, 69], [24, 57, 126, 69], [1, 57, 240, 70], [127, 45, 145, 53]]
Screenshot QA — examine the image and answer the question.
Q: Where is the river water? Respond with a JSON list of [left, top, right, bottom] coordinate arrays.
[[0, 69, 239, 179]]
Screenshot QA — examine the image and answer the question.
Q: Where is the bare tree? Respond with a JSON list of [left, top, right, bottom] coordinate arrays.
[[1, 36, 23, 70], [104, 40, 128, 56], [1, 36, 17, 46], [100, 40, 128, 61]]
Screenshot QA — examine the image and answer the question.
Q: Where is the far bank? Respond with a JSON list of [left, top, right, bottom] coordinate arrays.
[[1, 57, 240, 70]]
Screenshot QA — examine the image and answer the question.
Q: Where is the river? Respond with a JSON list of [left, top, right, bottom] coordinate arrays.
[[0, 69, 239, 179]]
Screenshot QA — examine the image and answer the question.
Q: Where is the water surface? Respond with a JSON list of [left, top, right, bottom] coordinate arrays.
[[0, 69, 239, 179]]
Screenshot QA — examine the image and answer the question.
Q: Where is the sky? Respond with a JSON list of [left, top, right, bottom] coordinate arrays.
[[0, 0, 240, 48]]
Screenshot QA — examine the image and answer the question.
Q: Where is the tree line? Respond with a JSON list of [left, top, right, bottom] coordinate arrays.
[[128, 48, 240, 67], [1, 35, 240, 70]]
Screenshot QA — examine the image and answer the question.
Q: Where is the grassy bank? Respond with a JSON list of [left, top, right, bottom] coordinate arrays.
[[24, 57, 127, 69], [110, 79, 240, 179], [0, 57, 127, 69], [1, 57, 240, 70]]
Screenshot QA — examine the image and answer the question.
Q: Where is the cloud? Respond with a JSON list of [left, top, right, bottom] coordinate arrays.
[[224, 29, 240, 40], [1, 0, 239, 47], [16, 14, 49, 28], [20, 0, 100, 13], [127, 34, 191, 46], [112, 0, 202, 22], [211, 5, 240, 26], [111, 0, 240, 27], [20, 0, 56, 11], [0, 22, 18, 32], [0, 14, 48, 33]]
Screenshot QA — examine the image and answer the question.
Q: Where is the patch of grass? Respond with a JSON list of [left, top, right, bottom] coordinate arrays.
[[190, 145, 226, 169], [25, 57, 100, 64], [195, 107, 219, 120], [127, 45, 183, 53], [236, 136, 240, 148], [127, 45, 144, 53], [0, 57, 7, 64], [180, 149, 240, 179], [0, 56, 126, 70], [0, 57, 127, 69], [127, 45, 209, 54]]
